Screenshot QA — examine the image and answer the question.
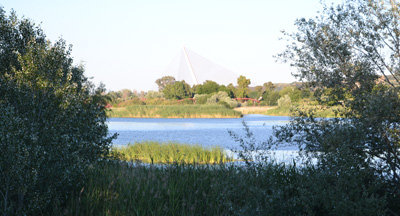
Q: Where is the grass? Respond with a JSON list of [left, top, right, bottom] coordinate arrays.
[[111, 142, 233, 164], [63, 161, 389, 216], [264, 104, 343, 117], [107, 105, 242, 118], [234, 106, 274, 114]]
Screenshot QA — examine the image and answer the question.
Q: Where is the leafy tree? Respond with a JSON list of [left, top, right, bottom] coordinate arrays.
[[276, 0, 400, 209], [194, 80, 220, 94], [236, 75, 251, 98], [226, 83, 236, 98], [263, 82, 275, 91], [0, 9, 115, 215], [155, 76, 176, 91], [262, 90, 280, 105], [163, 81, 192, 99]]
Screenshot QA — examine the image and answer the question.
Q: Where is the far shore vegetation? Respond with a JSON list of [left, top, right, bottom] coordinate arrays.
[[105, 76, 343, 118], [107, 104, 242, 118]]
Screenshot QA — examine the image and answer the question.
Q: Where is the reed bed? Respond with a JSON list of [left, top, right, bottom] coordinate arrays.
[[107, 105, 242, 118], [63, 161, 388, 215], [265, 104, 343, 117], [112, 142, 233, 164]]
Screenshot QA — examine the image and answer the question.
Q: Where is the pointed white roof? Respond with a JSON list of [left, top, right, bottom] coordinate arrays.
[[165, 47, 238, 86]]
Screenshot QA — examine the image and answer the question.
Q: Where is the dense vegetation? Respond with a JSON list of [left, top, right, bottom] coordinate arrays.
[[274, 0, 400, 213], [3, 0, 400, 215], [108, 104, 242, 118], [0, 9, 115, 215], [112, 142, 232, 164]]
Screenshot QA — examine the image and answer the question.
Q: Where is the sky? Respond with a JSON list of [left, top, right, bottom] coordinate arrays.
[[1, 0, 340, 91]]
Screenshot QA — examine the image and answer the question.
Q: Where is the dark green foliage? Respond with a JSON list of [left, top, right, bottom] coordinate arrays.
[[226, 83, 237, 98], [193, 80, 220, 94], [163, 81, 192, 99], [275, 0, 400, 214], [0, 9, 115, 215], [63, 160, 387, 216]]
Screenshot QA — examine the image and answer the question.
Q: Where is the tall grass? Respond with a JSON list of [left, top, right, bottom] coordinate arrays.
[[265, 104, 343, 117], [63, 161, 389, 215], [107, 105, 242, 118], [112, 142, 233, 164]]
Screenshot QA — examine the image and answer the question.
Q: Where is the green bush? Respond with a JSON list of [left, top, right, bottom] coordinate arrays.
[[193, 94, 211, 104], [277, 94, 292, 108], [0, 9, 115, 215], [207, 91, 239, 108]]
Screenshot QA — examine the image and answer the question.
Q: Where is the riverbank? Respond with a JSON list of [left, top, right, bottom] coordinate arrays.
[[107, 105, 242, 118]]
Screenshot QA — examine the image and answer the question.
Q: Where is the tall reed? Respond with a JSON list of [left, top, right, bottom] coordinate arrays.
[[107, 105, 242, 118], [111, 141, 233, 164]]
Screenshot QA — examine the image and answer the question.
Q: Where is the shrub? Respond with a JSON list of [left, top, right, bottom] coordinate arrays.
[[193, 94, 211, 104], [0, 9, 115, 215], [207, 91, 239, 108], [277, 94, 292, 108]]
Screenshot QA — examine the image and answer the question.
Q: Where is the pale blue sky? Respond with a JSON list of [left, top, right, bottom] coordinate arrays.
[[1, 0, 340, 91]]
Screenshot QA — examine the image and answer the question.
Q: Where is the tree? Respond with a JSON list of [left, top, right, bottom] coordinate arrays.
[[0, 8, 115, 214], [155, 76, 176, 91], [194, 80, 220, 94], [236, 75, 251, 98], [276, 0, 400, 198], [163, 81, 192, 99], [263, 82, 275, 91], [120, 89, 134, 100]]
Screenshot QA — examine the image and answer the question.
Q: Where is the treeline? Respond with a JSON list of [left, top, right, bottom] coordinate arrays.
[[106, 75, 314, 107]]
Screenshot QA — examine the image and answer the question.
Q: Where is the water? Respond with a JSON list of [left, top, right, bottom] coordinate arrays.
[[108, 114, 297, 151]]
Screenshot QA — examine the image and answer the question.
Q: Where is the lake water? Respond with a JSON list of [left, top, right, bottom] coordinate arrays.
[[108, 115, 297, 151]]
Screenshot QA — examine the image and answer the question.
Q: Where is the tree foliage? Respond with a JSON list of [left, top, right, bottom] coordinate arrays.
[[0, 9, 115, 215], [236, 75, 251, 98], [276, 0, 400, 210], [193, 80, 220, 94], [163, 81, 192, 99], [155, 76, 176, 91]]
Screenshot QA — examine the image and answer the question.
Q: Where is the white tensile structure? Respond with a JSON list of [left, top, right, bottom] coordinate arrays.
[[165, 47, 238, 86]]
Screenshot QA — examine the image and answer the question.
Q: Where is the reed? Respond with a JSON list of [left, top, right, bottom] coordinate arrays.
[[107, 105, 242, 118], [111, 141, 233, 164], [63, 160, 388, 215]]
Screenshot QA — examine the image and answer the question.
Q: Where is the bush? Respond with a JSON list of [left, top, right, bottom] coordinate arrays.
[[207, 91, 239, 108], [193, 94, 211, 104], [0, 9, 115, 215], [277, 94, 292, 108]]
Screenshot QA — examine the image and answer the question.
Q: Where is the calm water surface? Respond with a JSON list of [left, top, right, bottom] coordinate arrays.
[[108, 115, 296, 150]]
